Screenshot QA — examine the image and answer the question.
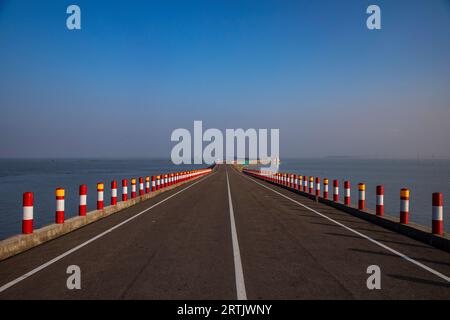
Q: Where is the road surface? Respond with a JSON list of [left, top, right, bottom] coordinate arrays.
[[0, 165, 449, 299]]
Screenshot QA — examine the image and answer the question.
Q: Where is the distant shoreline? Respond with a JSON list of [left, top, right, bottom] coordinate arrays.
[[1, 157, 450, 161]]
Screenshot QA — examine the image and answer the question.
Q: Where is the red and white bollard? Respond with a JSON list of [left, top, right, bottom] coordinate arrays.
[[333, 180, 339, 202], [55, 188, 65, 224], [298, 175, 303, 191], [122, 179, 128, 201], [164, 174, 169, 188], [315, 177, 321, 196], [323, 179, 329, 199], [358, 183, 365, 210], [400, 188, 410, 224], [344, 181, 351, 205], [79, 185, 87, 216], [111, 181, 118, 205], [156, 175, 161, 190], [145, 176, 150, 193], [22, 192, 34, 234], [131, 178, 137, 198], [97, 183, 104, 210], [309, 176, 314, 194], [432, 193, 443, 235], [151, 176, 156, 191], [139, 177, 144, 196], [304, 176, 309, 192], [376, 185, 384, 216]]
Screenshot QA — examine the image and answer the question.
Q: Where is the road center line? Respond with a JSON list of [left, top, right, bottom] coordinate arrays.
[[0, 172, 215, 293], [226, 167, 248, 300], [243, 172, 450, 283]]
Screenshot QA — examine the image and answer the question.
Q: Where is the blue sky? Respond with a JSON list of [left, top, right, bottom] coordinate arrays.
[[0, 0, 449, 159]]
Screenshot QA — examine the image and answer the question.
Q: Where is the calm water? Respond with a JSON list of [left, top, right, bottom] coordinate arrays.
[[270, 158, 450, 231], [0, 159, 449, 240], [0, 159, 206, 240]]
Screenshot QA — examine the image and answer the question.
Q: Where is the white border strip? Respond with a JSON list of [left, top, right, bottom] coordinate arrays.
[[226, 167, 248, 300], [243, 173, 450, 283], [0, 172, 215, 293]]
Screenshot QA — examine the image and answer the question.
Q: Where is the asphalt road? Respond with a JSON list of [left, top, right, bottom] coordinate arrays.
[[0, 165, 449, 299]]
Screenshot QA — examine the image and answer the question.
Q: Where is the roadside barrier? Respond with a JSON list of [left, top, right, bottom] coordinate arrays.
[[122, 179, 128, 201], [333, 180, 339, 202], [111, 181, 118, 205], [145, 176, 150, 193], [22, 192, 33, 234], [344, 181, 351, 205], [97, 183, 104, 210], [55, 188, 65, 224], [139, 177, 144, 196], [79, 185, 87, 216], [323, 179, 329, 199], [358, 183, 365, 210], [400, 188, 410, 224], [13, 168, 213, 236], [376, 185, 384, 216], [131, 178, 137, 198], [432, 193, 443, 235], [242, 168, 446, 240]]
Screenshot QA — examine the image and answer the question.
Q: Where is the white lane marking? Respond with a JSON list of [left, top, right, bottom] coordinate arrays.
[[226, 167, 248, 300], [243, 173, 450, 283], [0, 173, 215, 293]]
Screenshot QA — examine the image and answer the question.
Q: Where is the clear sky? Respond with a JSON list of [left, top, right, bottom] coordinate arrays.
[[0, 0, 449, 159]]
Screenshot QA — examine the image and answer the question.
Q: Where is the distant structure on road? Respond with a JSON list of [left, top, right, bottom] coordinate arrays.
[[215, 157, 281, 165]]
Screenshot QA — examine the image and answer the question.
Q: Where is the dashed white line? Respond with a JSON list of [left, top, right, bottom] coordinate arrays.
[[226, 167, 248, 300]]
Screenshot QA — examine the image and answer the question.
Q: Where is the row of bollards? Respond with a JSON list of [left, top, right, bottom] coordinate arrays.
[[243, 169, 445, 236], [21, 169, 212, 235]]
